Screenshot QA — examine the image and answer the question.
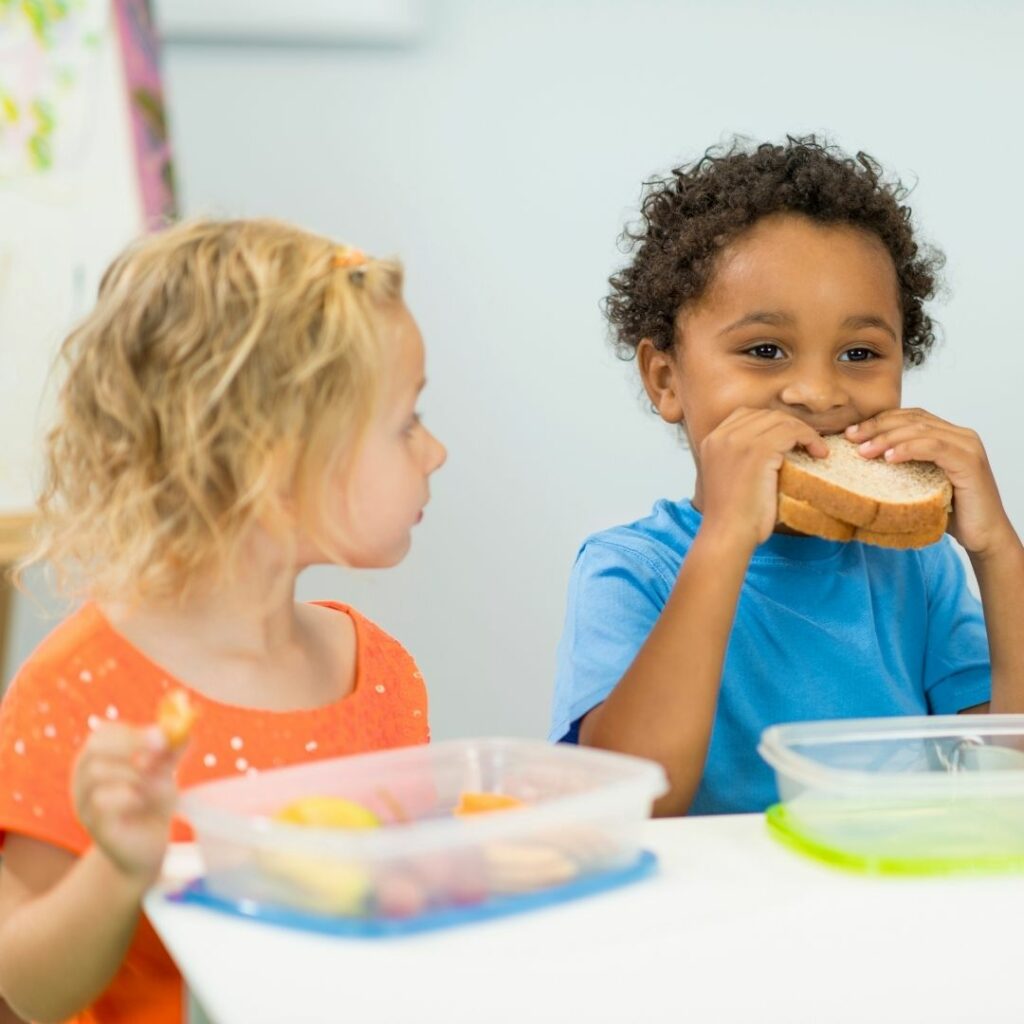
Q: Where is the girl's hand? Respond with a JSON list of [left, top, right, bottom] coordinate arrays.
[[846, 409, 1018, 558], [71, 723, 185, 889], [697, 407, 828, 551]]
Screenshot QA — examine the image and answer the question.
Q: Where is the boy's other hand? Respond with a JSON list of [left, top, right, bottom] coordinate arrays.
[[71, 723, 185, 890], [697, 408, 827, 551], [847, 409, 1018, 559]]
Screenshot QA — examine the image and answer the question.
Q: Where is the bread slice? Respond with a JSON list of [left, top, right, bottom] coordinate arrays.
[[777, 494, 947, 549], [779, 434, 952, 533], [854, 518, 947, 550], [777, 494, 855, 542]]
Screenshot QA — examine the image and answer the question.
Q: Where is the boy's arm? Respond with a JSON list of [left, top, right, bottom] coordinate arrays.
[[969, 535, 1024, 712], [580, 526, 750, 815], [580, 407, 827, 816], [849, 411, 1024, 713], [0, 836, 148, 1024]]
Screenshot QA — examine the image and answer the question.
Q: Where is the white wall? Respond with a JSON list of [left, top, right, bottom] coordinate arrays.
[[8, 0, 1024, 738]]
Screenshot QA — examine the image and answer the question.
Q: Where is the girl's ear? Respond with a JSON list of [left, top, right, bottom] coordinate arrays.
[[637, 338, 685, 423]]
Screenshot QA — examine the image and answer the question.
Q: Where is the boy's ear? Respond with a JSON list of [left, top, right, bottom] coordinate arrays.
[[637, 338, 685, 423]]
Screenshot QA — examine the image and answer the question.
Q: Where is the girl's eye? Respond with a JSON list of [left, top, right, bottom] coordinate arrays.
[[840, 347, 877, 363], [404, 412, 422, 435], [745, 343, 784, 360]]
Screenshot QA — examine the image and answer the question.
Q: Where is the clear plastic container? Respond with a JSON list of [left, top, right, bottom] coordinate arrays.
[[179, 738, 667, 923], [758, 715, 1024, 874]]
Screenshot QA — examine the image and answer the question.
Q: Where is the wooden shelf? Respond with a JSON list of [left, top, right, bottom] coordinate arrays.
[[1, 511, 36, 678], [0, 511, 35, 566]]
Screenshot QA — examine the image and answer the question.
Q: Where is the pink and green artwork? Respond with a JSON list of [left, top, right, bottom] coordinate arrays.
[[0, 0, 176, 227]]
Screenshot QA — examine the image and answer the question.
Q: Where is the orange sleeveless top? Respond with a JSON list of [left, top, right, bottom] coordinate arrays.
[[0, 601, 429, 1024]]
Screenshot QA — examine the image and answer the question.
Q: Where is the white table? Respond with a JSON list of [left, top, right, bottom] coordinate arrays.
[[146, 815, 1024, 1023]]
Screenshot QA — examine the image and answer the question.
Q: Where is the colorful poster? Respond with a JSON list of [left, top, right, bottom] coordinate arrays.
[[0, 0, 176, 514]]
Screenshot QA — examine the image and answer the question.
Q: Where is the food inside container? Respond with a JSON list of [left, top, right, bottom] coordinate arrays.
[[178, 738, 667, 924], [758, 715, 1024, 874]]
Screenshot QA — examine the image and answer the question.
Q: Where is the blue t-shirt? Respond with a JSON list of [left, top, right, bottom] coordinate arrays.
[[550, 498, 992, 815]]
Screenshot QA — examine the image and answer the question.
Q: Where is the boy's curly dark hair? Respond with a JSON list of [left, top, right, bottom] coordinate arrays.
[[606, 136, 944, 367]]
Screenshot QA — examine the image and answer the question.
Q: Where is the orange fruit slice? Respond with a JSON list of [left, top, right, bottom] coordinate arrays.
[[454, 791, 525, 816], [157, 689, 197, 748]]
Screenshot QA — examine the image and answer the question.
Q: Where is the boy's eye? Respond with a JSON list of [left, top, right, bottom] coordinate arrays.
[[745, 343, 784, 360], [840, 347, 877, 363]]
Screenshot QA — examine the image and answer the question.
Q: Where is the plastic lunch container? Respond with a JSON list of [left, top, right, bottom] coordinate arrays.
[[758, 715, 1024, 875], [178, 738, 667, 926]]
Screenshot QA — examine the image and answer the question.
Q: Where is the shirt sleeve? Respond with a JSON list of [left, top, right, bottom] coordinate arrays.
[[549, 538, 674, 742], [921, 538, 991, 714], [0, 665, 91, 854]]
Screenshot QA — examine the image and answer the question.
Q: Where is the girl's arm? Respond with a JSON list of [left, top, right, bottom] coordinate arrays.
[[0, 723, 181, 1022], [0, 837, 148, 1023], [580, 407, 828, 816]]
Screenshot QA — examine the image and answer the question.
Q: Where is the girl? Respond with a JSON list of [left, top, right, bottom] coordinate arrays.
[[0, 219, 446, 1023], [550, 137, 1024, 817]]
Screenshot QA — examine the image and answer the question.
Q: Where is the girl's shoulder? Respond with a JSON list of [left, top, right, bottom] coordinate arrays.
[[5, 602, 158, 718], [0, 603, 166, 853], [307, 601, 423, 684], [2, 602, 177, 746], [12, 602, 116, 680]]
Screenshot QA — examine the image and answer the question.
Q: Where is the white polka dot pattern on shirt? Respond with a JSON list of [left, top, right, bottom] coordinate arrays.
[[230, 736, 243, 750]]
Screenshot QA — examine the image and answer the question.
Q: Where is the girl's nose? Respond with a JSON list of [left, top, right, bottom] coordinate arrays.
[[427, 429, 447, 473]]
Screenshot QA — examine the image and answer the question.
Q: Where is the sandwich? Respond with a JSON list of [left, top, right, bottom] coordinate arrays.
[[777, 434, 952, 549]]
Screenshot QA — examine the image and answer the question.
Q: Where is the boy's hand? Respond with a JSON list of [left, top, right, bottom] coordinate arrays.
[[847, 410, 1018, 558], [697, 407, 828, 550], [71, 723, 185, 889]]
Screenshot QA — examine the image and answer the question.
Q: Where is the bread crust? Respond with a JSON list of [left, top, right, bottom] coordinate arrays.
[[853, 517, 947, 549], [777, 493, 855, 541], [776, 494, 947, 549]]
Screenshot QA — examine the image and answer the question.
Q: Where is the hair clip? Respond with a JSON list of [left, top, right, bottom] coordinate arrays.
[[332, 247, 367, 269]]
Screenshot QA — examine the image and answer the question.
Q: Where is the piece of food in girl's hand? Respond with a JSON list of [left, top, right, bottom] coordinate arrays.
[[453, 791, 525, 816], [156, 689, 198, 747], [273, 795, 381, 829]]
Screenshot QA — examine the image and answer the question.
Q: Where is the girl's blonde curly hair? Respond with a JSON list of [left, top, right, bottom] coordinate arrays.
[[24, 218, 404, 604]]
